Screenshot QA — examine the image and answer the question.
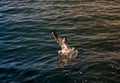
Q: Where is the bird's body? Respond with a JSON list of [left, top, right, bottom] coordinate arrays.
[[52, 32, 78, 59]]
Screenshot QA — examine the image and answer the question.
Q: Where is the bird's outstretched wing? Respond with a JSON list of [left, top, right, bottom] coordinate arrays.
[[52, 32, 70, 50]]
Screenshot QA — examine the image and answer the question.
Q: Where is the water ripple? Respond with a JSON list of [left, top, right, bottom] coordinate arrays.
[[0, 0, 120, 83]]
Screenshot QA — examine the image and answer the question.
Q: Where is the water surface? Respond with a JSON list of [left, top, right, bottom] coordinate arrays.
[[0, 0, 120, 83]]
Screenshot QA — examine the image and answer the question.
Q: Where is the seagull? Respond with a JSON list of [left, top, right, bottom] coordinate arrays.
[[52, 32, 78, 59]]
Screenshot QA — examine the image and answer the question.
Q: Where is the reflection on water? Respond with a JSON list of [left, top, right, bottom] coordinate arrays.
[[59, 58, 68, 68], [0, 0, 120, 83], [59, 56, 79, 68]]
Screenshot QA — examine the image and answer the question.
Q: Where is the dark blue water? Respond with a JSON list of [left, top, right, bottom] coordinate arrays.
[[0, 0, 120, 83]]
